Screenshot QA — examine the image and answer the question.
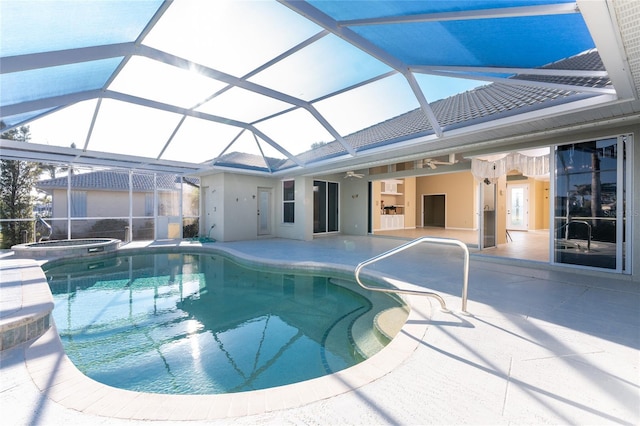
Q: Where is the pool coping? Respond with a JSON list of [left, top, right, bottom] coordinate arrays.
[[6, 244, 437, 421], [0, 259, 54, 351]]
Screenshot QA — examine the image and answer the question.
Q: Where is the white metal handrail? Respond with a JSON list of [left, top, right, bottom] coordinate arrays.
[[354, 237, 470, 313]]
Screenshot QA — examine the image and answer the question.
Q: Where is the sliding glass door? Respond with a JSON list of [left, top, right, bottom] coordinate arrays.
[[313, 180, 339, 234], [553, 136, 631, 272]]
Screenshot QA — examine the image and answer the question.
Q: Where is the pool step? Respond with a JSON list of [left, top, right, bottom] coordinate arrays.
[[329, 278, 409, 359], [374, 306, 409, 344]]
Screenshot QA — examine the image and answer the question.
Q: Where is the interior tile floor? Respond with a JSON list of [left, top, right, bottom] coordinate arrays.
[[375, 226, 550, 262], [1, 235, 638, 425]]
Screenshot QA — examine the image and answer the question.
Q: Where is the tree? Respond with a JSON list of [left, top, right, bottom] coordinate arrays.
[[43, 142, 77, 178], [0, 125, 43, 248]]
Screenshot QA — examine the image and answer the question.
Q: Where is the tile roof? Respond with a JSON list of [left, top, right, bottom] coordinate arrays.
[[37, 171, 199, 191], [515, 50, 611, 88], [182, 50, 612, 174], [212, 151, 287, 172]]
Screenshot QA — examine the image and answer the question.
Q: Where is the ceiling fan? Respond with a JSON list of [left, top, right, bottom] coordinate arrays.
[[344, 171, 364, 179], [423, 154, 458, 170]]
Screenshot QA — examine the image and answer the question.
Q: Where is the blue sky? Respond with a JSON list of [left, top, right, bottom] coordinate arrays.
[[25, 0, 486, 162]]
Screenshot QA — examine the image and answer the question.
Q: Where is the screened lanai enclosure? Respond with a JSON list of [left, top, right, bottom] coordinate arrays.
[[1, 167, 199, 246], [2, 0, 628, 172], [1, 1, 640, 274]]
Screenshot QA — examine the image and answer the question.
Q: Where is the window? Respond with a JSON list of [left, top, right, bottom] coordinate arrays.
[[145, 193, 154, 216], [283, 180, 295, 223], [70, 191, 87, 217]]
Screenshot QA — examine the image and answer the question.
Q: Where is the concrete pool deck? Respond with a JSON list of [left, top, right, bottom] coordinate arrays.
[[1, 235, 639, 425]]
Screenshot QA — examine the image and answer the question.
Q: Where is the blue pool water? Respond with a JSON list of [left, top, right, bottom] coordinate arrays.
[[44, 251, 402, 395]]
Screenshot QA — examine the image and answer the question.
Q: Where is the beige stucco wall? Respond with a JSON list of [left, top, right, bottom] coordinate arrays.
[[414, 171, 477, 229], [533, 179, 550, 230], [51, 189, 149, 217], [403, 177, 416, 228], [372, 179, 381, 230]]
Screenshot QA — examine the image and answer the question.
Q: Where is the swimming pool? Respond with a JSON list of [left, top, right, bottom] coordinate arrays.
[[44, 250, 406, 395]]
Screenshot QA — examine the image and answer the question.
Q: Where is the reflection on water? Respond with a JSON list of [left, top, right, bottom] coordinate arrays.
[[44, 251, 400, 394]]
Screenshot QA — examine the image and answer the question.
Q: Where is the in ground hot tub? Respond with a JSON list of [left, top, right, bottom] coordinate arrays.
[[11, 238, 121, 259]]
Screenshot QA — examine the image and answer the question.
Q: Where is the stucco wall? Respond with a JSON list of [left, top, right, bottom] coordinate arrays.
[[51, 189, 149, 217], [414, 171, 477, 230], [199, 173, 313, 242], [371, 179, 381, 231], [280, 176, 312, 241], [403, 177, 417, 228], [338, 173, 369, 236], [199, 173, 224, 241], [199, 173, 273, 242], [532, 179, 550, 230]]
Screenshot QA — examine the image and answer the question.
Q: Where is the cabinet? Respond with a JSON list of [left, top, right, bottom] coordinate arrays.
[[381, 179, 403, 195], [380, 214, 404, 230], [377, 178, 407, 230]]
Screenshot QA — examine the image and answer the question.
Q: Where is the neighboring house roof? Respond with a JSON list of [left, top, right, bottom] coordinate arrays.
[[212, 151, 288, 172], [37, 171, 199, 192], [217, 49, 609, 172]]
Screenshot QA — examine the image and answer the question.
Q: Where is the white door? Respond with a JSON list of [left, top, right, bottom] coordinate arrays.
[[257, 187, 271, 236], [507, 184, 529, 231]]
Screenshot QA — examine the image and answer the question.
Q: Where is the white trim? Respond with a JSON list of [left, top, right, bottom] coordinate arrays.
[[578, 0, 637, 99], [623, 134, 633, 274], [338, 3, 578, 26]]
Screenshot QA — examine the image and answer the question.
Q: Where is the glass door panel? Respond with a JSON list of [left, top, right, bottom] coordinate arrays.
[[328, 182, 339, 232], [554, 138, 622, 270], [313, 181, 326, 233], [480, 182, 497, 249], [313, 180, 339, 234]]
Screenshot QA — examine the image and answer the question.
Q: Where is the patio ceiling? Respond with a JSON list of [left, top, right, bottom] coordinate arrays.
[[1, 1, 638, 176]]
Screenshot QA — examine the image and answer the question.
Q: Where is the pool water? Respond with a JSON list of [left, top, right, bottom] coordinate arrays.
[[44, 251, 402, 395]]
